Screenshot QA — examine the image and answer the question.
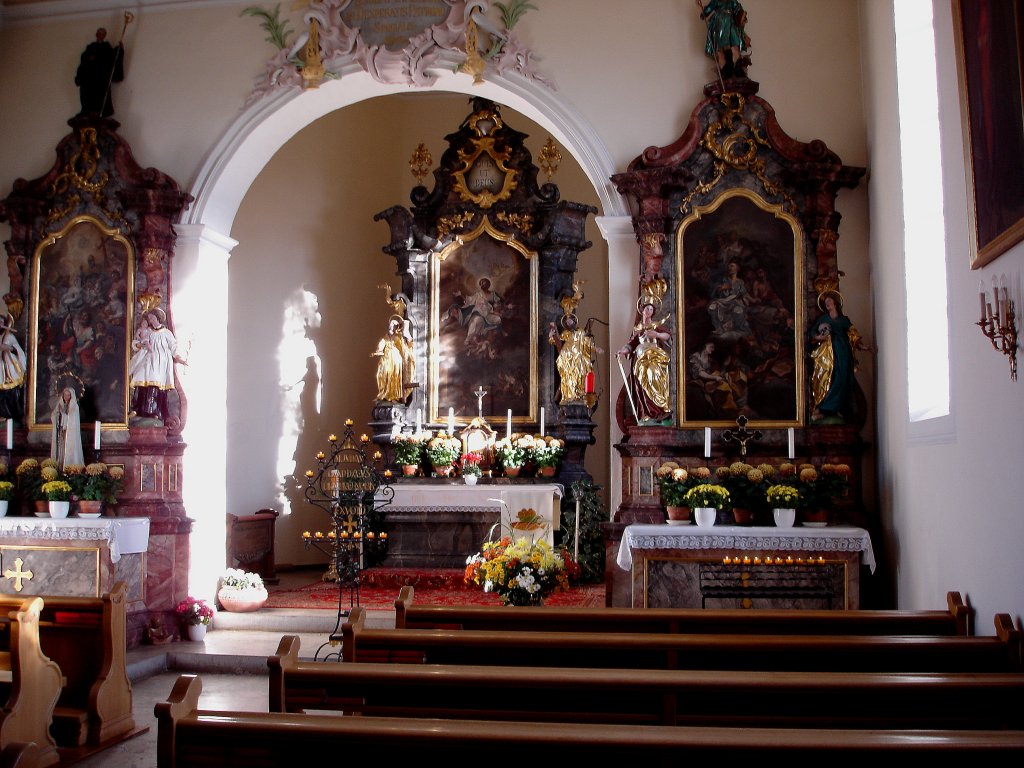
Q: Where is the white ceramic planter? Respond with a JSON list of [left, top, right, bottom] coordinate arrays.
[[217, 586, 268, 612], [773, 508, 797, 527], [48, 501, 71, 519], [0, 500, 8, 518], [463, 474, 479, 485], [694, 507, 717, 528], [187, 623, 208, 642]]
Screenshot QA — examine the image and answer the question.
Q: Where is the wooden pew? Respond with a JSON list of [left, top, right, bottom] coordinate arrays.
[[270, 634, 1024, 729], [0, 582, 134, 748], [157, 674, 1024, 766], [0, 598, 62, 768], [343, 608, 1023, 672], [395, 586, 973, 635], [0, 742, 41, 768]]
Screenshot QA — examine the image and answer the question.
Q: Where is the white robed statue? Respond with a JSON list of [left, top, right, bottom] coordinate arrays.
[[51, 387, 84, 471]]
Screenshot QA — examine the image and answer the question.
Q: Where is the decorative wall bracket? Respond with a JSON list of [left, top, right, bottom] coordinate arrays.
[[977, 282, 1018, 381]]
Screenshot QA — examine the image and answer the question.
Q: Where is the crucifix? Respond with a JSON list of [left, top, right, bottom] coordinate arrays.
[[722, 415, 763, 457], [473, 385, 487, 419]]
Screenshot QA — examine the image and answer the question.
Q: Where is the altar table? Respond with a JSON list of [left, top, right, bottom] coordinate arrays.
[[616, 524, 875, 610], [377, 483, 563, 567], [0, 517, 150, 599]]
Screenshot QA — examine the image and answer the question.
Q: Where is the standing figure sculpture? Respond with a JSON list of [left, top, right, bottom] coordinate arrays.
[[617, 300, 672, 424], [372, 315, 416, 403], [696, 0, 750, 79], [51, 387, 84, 471], [129, 308, 183, 422], [810, 291, 866, 422], [75, 27, 125, 118], [0, 314, 27, 420], [548, 314, 601, 404]]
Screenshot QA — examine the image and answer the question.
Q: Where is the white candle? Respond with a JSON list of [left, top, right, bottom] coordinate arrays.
[[94, 421, 101, 451], [507, 409, 512, 439], [415, 408, 421, 434], [447, 407, 454, 435], [787, 427, 795, 460], [704, 427, 711, 458], [5, 420, 11, 451], [574, 496, 581, 563], [540, 407, 545, 436]]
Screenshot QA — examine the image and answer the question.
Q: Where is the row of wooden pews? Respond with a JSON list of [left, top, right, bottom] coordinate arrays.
[[155, 586, 1024, 763], [0, 582, 136, 767]]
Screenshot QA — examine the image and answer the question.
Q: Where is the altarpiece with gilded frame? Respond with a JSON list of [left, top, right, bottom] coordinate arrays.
[[373, 98, 597, 486]]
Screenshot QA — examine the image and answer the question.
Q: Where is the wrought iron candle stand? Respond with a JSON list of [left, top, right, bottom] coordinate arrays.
[[302, 420, 393, 660]]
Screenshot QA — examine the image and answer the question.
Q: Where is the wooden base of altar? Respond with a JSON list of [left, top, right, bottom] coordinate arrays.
[[611, 524, 875, 610]]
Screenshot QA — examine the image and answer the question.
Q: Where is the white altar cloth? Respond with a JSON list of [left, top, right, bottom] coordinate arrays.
[[0, 517, 150, 563], [379, 484, 562, 545], [616, 524, 875, 573]]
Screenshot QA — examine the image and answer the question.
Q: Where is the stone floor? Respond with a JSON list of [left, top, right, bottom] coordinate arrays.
[[73, 573, 396, 767]]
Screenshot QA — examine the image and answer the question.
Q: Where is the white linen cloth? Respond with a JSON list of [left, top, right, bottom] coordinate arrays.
[[0, 517, 150, 563]]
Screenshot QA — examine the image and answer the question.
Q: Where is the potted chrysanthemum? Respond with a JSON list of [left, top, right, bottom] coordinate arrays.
[[766, 484, 800, 527], [683, 483, 730, 528], [41, 479, 73, 519], [530, 436, 565, 477], [0, 480, 12, 517], [425, 432, 462, 476], [392, 431, 430, 476]]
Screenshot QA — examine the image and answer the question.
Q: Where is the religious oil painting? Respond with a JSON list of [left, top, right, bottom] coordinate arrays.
[[431, 219, 537, 426], [29, 216, 134, 429], [677, 190, 803, 426], [954, 0, 1024, 268]]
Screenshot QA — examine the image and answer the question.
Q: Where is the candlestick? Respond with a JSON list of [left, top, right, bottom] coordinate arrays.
[[507, 409, 512, 440], [5, 419, 11, 451], [540, 407, 545, 436], [704, 427, 711, 458], [787, 427, 795, 460]]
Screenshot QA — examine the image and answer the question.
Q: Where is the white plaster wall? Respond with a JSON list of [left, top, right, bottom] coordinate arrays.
[[862, 0, 1024, 627]]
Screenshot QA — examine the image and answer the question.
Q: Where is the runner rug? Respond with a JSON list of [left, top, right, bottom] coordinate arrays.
[[266, 568, 605, 610]]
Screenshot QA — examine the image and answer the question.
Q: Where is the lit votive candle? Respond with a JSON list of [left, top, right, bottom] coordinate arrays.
[[327, 531, 336, 539], [373, 450, 382, 460], [345, 419, 354, 426], [384, 469, 393, 478], [742, 556, 751, 565], [786, 556, 793, 564], [329, 434, 337, 442], [340, 531, 349, 539], [367, 531, 375, 539], [354, 531, 362, 539], [302, 531, 310, 539], [753, 557, 761, 565], [360, 434, 369, 443], [381, 532, 388, 540], [305, 470, 314, 478], [314, 531, 323, 539], [723, 556, 730, 564], [818, 556, 825, 564], [316, 451, 325, 460]]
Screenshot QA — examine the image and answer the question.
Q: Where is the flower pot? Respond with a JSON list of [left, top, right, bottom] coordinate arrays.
[[433, 464, 454, 477], [401, 464, 419, 477], [463, 474, 479, 485], [217, 586, 268, 613], [802, 508, 829, 527], [187, 623, 208, 642], [732, 507, 754, 525], [34, 500, 49, 516], [537, 465, 557, 478], [773, 508, 797, 528], [694, 507, 717, 528], [0, 500, 7, 518], [77, 500, 103, 517], [666, 505, 691, 525], [504, 466, 521, 478], [48, 501, 71, 519]]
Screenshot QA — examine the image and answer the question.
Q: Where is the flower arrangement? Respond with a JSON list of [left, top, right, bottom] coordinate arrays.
[[175, 596, 214, 626], [464, 536, 579, 606], [41, 480, 73, 501], [529, 436, 565, 468], [716, 462, 767, 510], [425, 431, 462, 468], [494, 434, 533, 469], [0, 481, 13, 501], [460, 452, 483, 477], [15, 458, 42, 500], [220, 568, 265, 591], [392, 431, 430, 466], [655, 462, 692, 507], [766, 484, 800, 509], [683, 483, 730, 510], [74, 462, 125, 503]]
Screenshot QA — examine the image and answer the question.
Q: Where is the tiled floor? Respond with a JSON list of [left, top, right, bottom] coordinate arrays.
[[73, 574, 395, 767]]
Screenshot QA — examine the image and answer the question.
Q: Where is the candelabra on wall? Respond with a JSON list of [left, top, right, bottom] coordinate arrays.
[[302, 419, 393, 660], [977, 279, 1018, 381]]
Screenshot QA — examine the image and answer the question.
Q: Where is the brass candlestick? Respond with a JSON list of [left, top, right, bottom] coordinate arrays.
[[977, 283, 1018, 381]]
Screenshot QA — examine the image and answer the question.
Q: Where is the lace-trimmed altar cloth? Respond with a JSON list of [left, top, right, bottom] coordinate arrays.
[[0, 517, 150, 563], [617, 524, 875, 573]]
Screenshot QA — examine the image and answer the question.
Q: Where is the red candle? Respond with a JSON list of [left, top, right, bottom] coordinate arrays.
[[585, 371, 595, 394]]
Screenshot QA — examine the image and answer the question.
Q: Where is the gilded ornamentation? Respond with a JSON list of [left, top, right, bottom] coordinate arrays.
[[437, 212, 475, 240], [409, 143, 433, 184], [138, 291, 163, 314], [453, 137, 518, 209], [378, 284, 408, 317], [52, 128, 108, 196], [538, 137, 562, 182], [639, 276, 668, 310], [301, 19, 325, 88], [459, 17, 486, 85], [496, 211, 533, 233]]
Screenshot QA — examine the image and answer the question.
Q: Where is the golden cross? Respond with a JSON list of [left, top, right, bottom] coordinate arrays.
[[338, 514, 359, 536], [3, 558, 33, 592]]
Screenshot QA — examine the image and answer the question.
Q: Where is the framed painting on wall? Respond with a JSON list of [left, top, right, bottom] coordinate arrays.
[[28, 216, 134, 430], [676, 190, 805, 426], [954, 0, 1024, 268], [430, 218, 538, 427]]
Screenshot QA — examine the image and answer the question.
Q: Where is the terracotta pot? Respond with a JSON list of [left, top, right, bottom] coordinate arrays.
[[537, 465, 557, 478], [433, 465, 453, 477], [78, 499, 103, 516], [732, 507, 754, 525], [802, 508, 829, 526], [401, 464, 419, 477], [666, 505, 691, 524], [504, 466, 521, 478]]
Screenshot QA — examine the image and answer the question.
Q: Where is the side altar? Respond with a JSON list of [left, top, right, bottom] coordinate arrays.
[[377, 480, 562, 568]]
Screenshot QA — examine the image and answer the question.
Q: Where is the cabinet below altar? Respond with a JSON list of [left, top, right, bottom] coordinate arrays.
[[615, 524, 875, 610]]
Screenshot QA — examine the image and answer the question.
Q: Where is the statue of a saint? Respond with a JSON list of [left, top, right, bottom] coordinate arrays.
[[0, 314, 26, 420], [129, 308, 184, 423], [75, 27, 124, 118], [696, 0, 750, 79], [51, 387, 84, 471], [810, 291, 867, 422], [548, 315, 601, 404], [617, 300, 672, 423], [372, 315, 416, 403]]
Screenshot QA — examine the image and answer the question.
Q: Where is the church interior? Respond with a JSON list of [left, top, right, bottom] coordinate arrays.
[[1, 0, 1023, 763]]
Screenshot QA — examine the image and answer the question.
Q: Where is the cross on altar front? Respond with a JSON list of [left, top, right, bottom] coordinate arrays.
[[4, 557, 33, 592]]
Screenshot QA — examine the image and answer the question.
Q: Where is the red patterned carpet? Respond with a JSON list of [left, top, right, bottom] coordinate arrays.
[[266, 568, 605, 610]]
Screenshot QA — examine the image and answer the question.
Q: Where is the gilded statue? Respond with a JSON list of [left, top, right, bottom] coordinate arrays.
[[810, 290, 867, 422], [372, 315, 416, 403], [617, 296, 672, 424], [548, 314, 601, 404]]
